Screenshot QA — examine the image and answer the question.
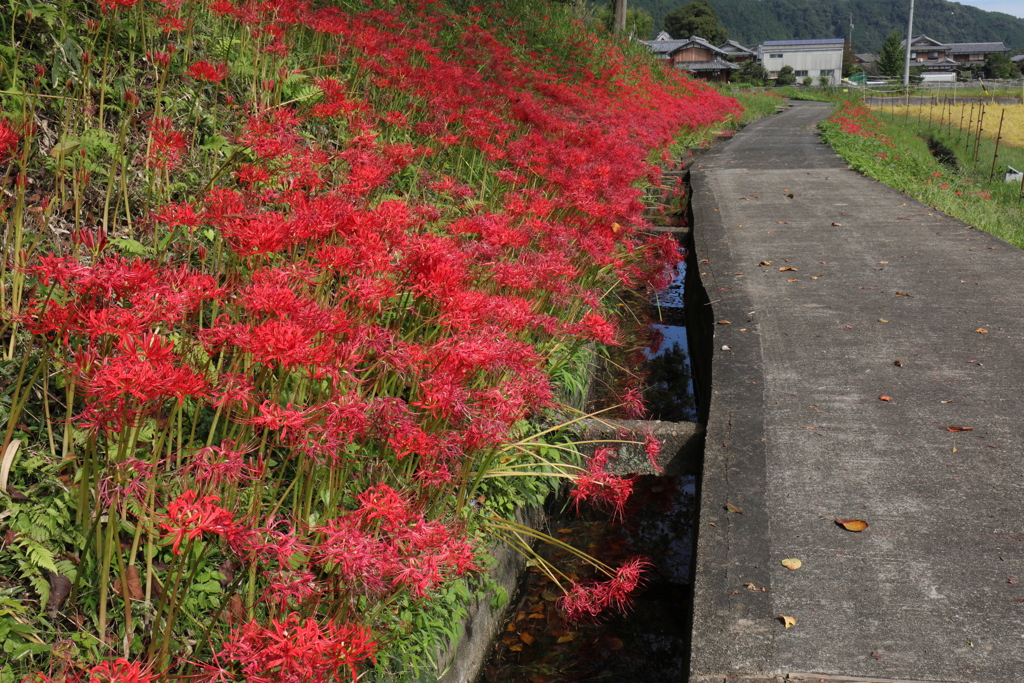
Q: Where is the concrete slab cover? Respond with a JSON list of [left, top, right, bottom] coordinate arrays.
[[689, 102, 1024, 682]]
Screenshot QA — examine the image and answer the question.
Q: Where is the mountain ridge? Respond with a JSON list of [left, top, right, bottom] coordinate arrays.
[[625, 0, 1024, 52]]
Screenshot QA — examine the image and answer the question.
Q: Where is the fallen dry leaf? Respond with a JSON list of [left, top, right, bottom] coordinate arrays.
[[780, 614, 797, 629], [872, 650, 883, 660], [717, 320, 731, 325], [831, 222, 842, 226], [557, 633, 577, 643], [759, 260, 773, 266], [779, 266, 797, 271], [556, 528, 573, 534], [895, 292, 911, 297], [777, 221, 789, 224], [519, 632, 535, 645], [46, 573, 72, 616], [781, 558, 802, 571], [893, 360, 903, 367], [509, 643, 524, 652], [725, 503, 743, 514], [946, 426, 974, 432], [835, 519, 869, 532], [787, 278, 799, 282], [878, 318, 889, 323], [976, 328, 988, 333], [878, 395, 892, 402]]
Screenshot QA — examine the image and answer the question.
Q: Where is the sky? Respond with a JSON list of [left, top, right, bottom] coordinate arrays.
[[960, 1, 1023, 19]]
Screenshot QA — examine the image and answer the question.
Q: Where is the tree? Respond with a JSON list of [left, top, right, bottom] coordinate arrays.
[[599, 2, 654, 38], [734, 60, 770, 85], [842, 39, 857, 78], [775, 65, 796, 86], [876, 30, 904, 78], [663, 0, 726, 43], [983, 52, 1018, 79]]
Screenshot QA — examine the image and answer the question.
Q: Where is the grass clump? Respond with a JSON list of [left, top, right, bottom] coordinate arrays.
[[819, 100, 1024, 247]]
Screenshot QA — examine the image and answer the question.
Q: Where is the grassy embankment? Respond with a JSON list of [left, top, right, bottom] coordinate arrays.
[[819, 100, 1024, 248], [0, 0, 763, 681]]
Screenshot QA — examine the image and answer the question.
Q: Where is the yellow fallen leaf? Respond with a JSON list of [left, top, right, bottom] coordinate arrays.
[[519, 632, 535, 645], [878, 318, 889, 323], [781, 558, 802, 570], [725, 503, 743, 514], [509, 643, 523, 652], [780, 614, 796, 629], [835, 519, 869, 532], [556, 633, 577, 643]]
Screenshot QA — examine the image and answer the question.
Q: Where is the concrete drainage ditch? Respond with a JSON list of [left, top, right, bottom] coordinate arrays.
[[435, 155, 716, 683]]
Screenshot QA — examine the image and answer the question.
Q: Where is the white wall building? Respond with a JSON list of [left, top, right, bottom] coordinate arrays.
[[758, 38, 845, 85]]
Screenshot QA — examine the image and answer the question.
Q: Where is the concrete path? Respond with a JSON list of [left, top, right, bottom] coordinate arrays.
[[689, 101, 1024, 683]]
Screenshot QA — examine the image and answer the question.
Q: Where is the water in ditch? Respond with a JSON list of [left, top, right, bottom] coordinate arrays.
[[479, 251, 700, 683]]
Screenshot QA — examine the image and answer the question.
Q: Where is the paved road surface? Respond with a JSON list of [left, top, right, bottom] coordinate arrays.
[[689, 101, 1024, 683]]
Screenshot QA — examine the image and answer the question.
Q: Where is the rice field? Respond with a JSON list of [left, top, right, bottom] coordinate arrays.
[[875, 103, 1024, 149]]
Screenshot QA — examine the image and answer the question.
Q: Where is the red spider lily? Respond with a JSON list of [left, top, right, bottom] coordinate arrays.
[[159, 491, 235, 555], [569, 447, 634, 520], [216, 614, 376, 683], [557, 556, 651, 622], [186, 60, 229, 83], [0, 118, 19, 161], [147, 116, 188, 173], [20, 658, 156, 683]]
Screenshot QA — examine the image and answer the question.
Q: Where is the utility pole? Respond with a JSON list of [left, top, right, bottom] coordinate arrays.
[[903, 0, 915, 91], [614, 0, 627, 34]]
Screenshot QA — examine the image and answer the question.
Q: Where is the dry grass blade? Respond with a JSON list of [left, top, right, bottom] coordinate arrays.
[[0, 439, 22, 492]]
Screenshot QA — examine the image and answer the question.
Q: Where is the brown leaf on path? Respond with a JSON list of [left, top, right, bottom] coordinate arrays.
[[895, 292, 911, 297], [878, 395, 892, 402], [787, 278, 799, 282], [878, 318, 889, 323], [509, 643, 524, 652], [893, 360, 903, 366], [759, 261, 773, 266], [831, 222, 842, 226], [725, 503, 743, 514], [779, 266, 797, 271], [519, 632, 535, 645], [780, 614, 797, 629], [976, 328, 988, 333], [717, 320, 731, 324], [836, 519, 869, 532], [777, 221, 788, 224], [872, 650, 884, 660], [946, 426, 974, 432]]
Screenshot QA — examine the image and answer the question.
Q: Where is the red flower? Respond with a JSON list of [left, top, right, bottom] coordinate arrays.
[[159, 491, 235, 554], [187, 60, 229, 83]]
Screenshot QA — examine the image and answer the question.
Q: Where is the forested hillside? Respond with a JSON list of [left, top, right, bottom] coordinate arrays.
[[625, 0, 1024, 51]]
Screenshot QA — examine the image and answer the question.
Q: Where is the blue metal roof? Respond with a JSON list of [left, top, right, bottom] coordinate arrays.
[[762, 39, 845, 46]]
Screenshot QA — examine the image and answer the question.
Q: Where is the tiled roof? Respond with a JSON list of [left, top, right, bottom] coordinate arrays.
[[945, 42, 1007, 53], [675, 59, 739, 71], [667, 35, 728, 57], [762, 38, 844, 46], [1012, 54, 1024, 63], [719, 40, 755, 55]]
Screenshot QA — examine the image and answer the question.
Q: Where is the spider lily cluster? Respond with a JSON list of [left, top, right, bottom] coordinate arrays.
[[0, 0, 740, 679]]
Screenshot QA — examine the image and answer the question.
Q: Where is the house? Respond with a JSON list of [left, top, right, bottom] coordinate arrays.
[[854, 53, 877, 75], [666, 36, 739, 82], [758, 38, 845, 85], [902, 35, 1008, 73], [718, 40, 757, 63], [642, 30, 683, 61], [640, 34, 739, 82], [1013, 53, 1024, 66]]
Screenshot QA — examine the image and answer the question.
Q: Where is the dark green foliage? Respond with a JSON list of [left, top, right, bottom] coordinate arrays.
[[876, 30, 905, 77], [619, 0, 1024, 52], [775, 65, 795, 86], [734, 60, 770, 85], [663, 0, 727, 43], [598, 1, 656, 38], [983, 52, 1019, 78]]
